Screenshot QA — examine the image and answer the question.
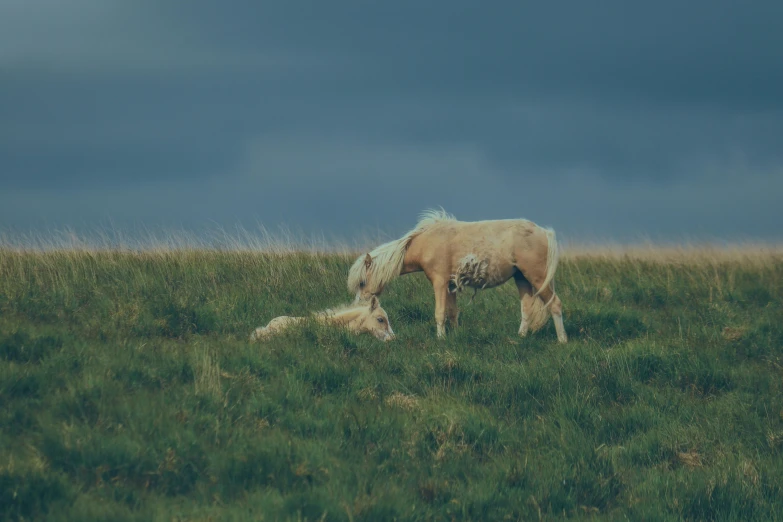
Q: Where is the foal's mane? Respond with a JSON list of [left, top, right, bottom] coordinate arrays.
[[347, 208, 456, 295]]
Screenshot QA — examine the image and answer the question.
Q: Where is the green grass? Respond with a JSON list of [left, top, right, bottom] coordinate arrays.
[[1, 247, 782, 521]]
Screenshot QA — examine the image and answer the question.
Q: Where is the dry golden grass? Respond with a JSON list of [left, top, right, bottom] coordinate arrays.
[[192, 344, 222, 399], [385, 392, 420, 411], [563, 242, 783, 265], [677, 450, 704, 469], [3, 226, 781, 262]]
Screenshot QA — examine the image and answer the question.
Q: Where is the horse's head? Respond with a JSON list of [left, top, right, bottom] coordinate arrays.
[[348, 252, 385, 302], [356, 295, 395, 342]]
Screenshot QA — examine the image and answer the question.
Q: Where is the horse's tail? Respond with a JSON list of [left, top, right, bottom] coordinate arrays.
[[532, 226, 560, 306]]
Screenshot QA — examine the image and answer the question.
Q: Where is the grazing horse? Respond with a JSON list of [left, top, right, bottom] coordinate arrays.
[[249, 295, 396, 342], [348, 209, 567, 342]]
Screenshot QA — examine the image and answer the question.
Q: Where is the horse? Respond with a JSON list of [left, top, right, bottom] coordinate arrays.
[[249, 295, 396, 342], [348, 209, 567, 342]]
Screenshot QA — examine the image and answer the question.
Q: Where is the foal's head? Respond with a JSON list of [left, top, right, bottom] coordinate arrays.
[[354, 295, 395, 342]]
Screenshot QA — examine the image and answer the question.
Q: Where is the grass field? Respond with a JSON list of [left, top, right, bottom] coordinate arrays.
[[1, 243, 782, 521]]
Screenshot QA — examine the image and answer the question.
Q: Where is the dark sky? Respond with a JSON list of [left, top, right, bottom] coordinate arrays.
[[2, 0, 782, 243]]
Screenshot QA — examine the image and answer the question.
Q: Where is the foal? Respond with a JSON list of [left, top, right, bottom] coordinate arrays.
[[250, 295, 396, 342]]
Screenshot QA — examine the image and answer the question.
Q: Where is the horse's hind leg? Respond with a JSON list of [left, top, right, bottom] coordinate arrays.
[[534, 285, 568, 343], [513, 272, 535, 337], [250, 316, 295, 342]]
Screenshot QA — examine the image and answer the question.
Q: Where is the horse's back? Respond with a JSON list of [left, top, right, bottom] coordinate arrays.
[[419, 218, 540, 256], [407, 218, 544, 288]]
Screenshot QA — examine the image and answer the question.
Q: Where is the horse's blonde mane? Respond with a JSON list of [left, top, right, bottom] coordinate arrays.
[[416, 207, 456, 227], [317, 301, 370, 319], [347, 208, 457, 295]]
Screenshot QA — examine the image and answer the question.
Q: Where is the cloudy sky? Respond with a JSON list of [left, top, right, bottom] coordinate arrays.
[[2, 0, 782, 244]]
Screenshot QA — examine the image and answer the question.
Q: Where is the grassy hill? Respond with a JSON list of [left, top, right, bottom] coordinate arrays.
[[1, 246, 781, 521]]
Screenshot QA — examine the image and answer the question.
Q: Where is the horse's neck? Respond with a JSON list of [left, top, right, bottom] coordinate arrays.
[[400, 236, 424, 275]]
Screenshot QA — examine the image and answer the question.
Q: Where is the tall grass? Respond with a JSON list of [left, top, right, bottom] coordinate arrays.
[[1, 234, 782, 521]]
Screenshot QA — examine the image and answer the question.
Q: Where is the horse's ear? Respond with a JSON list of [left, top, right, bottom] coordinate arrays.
[[369, 295, 379, 311], [364, 253, 372, 269]]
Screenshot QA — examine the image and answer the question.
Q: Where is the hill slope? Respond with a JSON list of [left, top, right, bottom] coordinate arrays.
[[1, 248, 782, 521]]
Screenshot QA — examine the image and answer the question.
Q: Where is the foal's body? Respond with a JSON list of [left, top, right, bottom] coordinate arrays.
[[348, 210, 567, 342], [250, 295, 395, 342]]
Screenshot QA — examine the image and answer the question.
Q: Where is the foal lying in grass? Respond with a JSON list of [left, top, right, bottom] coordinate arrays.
[[250, 295, 396, 342]]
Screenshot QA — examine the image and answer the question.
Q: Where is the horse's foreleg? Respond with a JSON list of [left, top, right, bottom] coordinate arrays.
[[432, 278, 449, 338], [446, 291, 459, 329]]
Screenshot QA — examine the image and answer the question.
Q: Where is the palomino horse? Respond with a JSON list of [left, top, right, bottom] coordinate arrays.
[[249, 295, 396, 342], [348, 209, 567, 342]]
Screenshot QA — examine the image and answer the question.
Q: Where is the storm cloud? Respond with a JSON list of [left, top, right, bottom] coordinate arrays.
[[1, 0, 782, 242]]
